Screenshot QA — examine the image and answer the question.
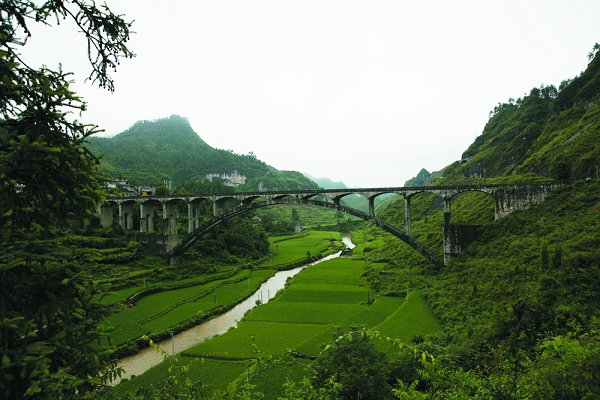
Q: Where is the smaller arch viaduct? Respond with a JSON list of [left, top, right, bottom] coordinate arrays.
[[101, 182, 560, 267]]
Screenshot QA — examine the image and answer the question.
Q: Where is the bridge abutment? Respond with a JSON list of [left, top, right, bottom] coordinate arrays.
[[444, 224, 480, 264], [494, 184, 555, 220]]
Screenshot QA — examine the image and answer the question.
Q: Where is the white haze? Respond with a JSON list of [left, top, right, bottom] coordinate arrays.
[[20, 0, 600, 187]]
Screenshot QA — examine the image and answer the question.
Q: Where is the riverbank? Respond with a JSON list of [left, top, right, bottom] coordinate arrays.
[[107, 232, 443, 398], [113, 233, 352, 384]]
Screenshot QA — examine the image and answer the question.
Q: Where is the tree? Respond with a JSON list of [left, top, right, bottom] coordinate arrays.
[[588, 42, 600, 61], [0, 0, 133, 230], [312, 328, 390, 400], [291, 207, 301, 223], [0, 1, 133, 398]]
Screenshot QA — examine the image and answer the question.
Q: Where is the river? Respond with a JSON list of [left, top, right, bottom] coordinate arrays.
[[112, 234, 355, 384]]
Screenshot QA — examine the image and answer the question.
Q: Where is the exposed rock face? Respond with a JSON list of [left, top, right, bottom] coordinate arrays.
[[405, 168, 431, 187]]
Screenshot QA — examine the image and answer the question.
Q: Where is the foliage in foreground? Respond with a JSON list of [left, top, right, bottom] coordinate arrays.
[[0, 0, 133, 398]]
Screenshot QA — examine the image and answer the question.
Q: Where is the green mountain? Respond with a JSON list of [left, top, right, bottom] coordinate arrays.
[[442, 52, 600, 183], [359, 46, 600, 397], [87, 115, 318, 191]]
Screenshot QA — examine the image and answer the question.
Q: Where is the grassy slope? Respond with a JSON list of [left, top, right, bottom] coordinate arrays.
[[361, 180, 600, 368]]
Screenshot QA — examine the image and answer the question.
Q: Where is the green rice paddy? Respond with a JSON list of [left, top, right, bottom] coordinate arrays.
[[105, 231, 340, 346], [108, 230, 442, 398], [259, 230, 340, 267]]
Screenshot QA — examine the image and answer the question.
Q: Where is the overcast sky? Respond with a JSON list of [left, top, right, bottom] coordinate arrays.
[[21, 0, 600, 187]]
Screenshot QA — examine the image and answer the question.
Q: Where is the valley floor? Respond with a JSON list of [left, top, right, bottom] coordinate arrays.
[[103, 229, 443, 399]]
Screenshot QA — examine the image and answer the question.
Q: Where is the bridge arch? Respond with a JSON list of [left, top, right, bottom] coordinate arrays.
[[169, 199, 443, 268], [447, 187, 496, 201]]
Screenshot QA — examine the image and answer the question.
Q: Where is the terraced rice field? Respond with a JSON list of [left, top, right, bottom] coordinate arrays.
[[110, 234, 442, 398], [259, 231, 339, 267], [183, 257, 441, 362], [107, 269, 274, 345], [105, 231, 340, 346]]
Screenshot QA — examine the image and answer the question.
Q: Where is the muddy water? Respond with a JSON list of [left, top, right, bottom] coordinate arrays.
[[112, 235, 355, 384]]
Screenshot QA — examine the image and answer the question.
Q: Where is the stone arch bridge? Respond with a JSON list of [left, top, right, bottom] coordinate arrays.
[[101, 182, 559, 266]]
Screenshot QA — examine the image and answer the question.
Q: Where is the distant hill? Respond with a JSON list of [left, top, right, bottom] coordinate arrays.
[[302, 173, 348, 189], [87, 115, 318, 191]]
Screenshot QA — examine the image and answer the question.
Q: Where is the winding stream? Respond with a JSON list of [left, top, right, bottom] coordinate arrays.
[[112, 235, 355, 384]]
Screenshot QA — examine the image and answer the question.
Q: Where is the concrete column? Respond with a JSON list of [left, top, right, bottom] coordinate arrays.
[[140, 204, 146, 233], [333, 197, 341, 207], [126, 207, 134, 230], [162, 202, 168, 234], [404, 196, 411, 236], [443, 197, 452, 226], [147, 207, 154, 232], [443, 198, 452, 266], [140, 203, 155, 233], [368, 197, 375, 218], [193, 204, 200, 229], [212, 200, 218, 217], [187, 202, 193, 233], [119, 202, 135, 230], [99, 204, 113, 228], [164, 202, 178, 235], [118, 203, 124, 229]]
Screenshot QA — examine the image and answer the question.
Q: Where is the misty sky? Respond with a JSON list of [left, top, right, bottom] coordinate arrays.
[[21, 0, 600, 187]]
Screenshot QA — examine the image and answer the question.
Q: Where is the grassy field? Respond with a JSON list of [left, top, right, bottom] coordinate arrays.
[[110, 358, 248, 398], [107, 269, 274, 345], [375, 289, 442, 342], [108, 232, 442, 398], [259, 230, 340, 268], [105, 231, 340, 346], [182, 257, 440, 361], [255, 204, 359, 229]]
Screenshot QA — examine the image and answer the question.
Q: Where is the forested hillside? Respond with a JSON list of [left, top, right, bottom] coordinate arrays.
[[354, 47, 600, 398], [443, 49, 600, 183], [87, 115, 318, 191]]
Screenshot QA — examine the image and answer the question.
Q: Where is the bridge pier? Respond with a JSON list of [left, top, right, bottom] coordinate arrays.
[[188, 202, 201, 233], [404, 196, 411, 236], [443, 197, 452, 225], [368, 197, 375, 218], [442, 197, 453, 265], [99, 204, 114, 228], [119, 202, 135, 230], [162, 202, 179, 235], [140, 203, 156, 233]]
